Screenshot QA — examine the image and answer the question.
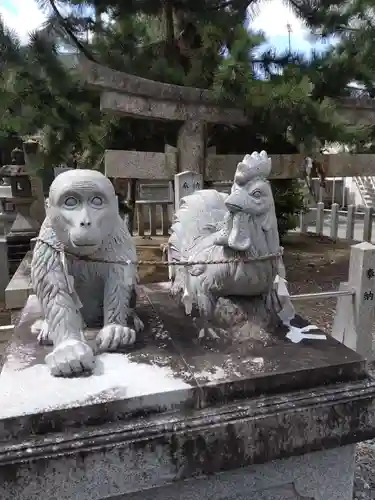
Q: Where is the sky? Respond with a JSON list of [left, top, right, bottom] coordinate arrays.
[[0, 0, 330, 55]]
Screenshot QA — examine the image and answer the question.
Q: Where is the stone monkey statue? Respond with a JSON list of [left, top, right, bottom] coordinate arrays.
[[31, 169, 143, 377]]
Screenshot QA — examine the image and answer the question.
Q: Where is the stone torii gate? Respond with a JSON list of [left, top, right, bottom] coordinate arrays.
[[79, 58, 247, 178], [79, 57, 375, 180]]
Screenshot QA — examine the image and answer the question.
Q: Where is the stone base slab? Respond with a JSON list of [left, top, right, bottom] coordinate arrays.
[[0, 283, 374, 499], [114, 445, 356, 500]]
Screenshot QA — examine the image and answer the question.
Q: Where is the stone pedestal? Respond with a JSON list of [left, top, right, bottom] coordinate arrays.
[[4, 251, 32, 312], [6, 200, 39, 278], [117, 446, 356, 500], [0, 283, 375, 500]]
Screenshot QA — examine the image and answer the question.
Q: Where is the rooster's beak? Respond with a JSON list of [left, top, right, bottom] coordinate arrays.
[[225, 189, 246, 213]]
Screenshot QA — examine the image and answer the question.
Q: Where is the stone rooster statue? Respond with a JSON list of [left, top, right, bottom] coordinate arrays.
[[168, 151, 295, 339]]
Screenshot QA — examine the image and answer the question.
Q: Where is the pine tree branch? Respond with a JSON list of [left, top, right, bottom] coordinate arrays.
[[204, 0, 249, 10], [47, 0, 97, 61]]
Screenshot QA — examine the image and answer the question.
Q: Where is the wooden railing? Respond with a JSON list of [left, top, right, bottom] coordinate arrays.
[[133, 199, 375, 243], [134, 200, 173, 237]]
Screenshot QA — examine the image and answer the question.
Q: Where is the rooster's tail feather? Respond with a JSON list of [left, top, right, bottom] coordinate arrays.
[[168, 189, 227, 269]]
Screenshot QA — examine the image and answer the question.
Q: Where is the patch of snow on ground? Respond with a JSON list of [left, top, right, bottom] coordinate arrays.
[[0, 353, 190, 419]]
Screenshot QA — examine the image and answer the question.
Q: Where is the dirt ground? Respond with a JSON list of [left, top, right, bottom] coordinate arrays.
[[0, 233, 352, 365], [282, 232, 351, 332]]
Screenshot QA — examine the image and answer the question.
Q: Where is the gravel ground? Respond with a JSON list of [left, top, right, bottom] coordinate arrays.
[[282, 232, 352, 332], [1, 233, 375, 498], [355, 440, 375, 499], [353, 361, 375, 499], [280, 233, 375, 500]]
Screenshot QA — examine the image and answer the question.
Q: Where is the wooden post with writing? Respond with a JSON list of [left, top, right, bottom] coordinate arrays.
[[169, 171, 203, 280], [174, 171, 203, 211]]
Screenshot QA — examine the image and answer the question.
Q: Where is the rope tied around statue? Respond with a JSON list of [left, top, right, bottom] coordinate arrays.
[[34, 238, 289, 317], [35, 238, 284, 267]]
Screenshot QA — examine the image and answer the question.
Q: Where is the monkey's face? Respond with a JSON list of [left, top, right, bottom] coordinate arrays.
[[47, 177, 119, 256]]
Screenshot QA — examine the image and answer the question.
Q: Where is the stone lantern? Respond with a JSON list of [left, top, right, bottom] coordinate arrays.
[[0, 148, 40, 277], [1, 164, 32, 199]]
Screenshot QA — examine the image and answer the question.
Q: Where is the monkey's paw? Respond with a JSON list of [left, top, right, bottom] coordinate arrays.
[[132, 312, 144, 333], [96, 324, 136, 352], [31, 320, 53, 346], [45, 339, 95, 377]]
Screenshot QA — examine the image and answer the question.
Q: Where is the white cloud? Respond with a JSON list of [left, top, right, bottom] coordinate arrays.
[[2, 0, 307, 46], [0, 0, 45, 43], [250, 0, 307, 38]]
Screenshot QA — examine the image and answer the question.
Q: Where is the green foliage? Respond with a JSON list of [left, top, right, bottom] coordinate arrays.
[[3, 0, 375, 233], [211, 24, 373, 152], [272, 180, 305, 240], [2, 0, 374, 166], [0, 15, 112, 171]]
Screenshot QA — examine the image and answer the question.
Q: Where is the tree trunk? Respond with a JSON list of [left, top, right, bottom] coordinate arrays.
[[162, 0, 175, 49]]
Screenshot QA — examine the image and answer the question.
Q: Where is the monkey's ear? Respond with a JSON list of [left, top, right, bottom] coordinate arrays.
[[45, 198, 50, 212]]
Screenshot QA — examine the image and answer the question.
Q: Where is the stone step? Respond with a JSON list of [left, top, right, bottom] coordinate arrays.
[[135, 237, 169, 284]]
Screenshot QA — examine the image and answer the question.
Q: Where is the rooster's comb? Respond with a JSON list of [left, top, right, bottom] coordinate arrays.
[[234, 150, 272, 184]]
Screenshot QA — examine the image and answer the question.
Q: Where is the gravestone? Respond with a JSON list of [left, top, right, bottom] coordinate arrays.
[[22, 140, 46, 225]]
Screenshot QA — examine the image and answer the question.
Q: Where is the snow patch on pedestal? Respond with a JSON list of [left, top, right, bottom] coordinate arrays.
[[0, 353, 190, 419]]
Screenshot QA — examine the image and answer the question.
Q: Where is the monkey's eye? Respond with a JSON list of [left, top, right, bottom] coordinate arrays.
[[251, 189, 262, 199], [64, 196, 78, 208], [91, 196, 104, 207]]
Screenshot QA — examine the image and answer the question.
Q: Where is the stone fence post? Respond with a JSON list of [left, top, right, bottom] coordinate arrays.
[[332, 241, 375, 360]]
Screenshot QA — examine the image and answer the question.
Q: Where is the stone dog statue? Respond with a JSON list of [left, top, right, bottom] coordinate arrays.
[[31, 169, 143, 377]]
